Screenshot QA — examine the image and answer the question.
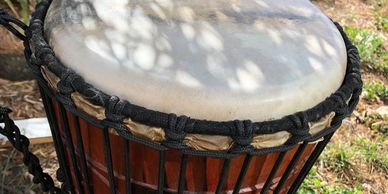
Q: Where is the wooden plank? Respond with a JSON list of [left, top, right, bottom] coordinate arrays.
[[0, 117, 53, 147]]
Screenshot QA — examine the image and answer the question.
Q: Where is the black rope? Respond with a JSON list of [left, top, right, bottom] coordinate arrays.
[[162, 114, 189, 149], [0, 7, 66, 193], [23, 0, 362, 156], [0, 0, 362, 159], [285, 112, 311, 145], [0, 9, 28, 40], [0, 107, 64, 194], [105, 96, 127, 122], [230, 120, 254, 153], [0, 8, 32, 60], [28, 5, 361, 138]]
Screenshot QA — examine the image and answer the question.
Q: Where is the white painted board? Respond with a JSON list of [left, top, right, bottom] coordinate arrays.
[[0, 118, 53, 146]]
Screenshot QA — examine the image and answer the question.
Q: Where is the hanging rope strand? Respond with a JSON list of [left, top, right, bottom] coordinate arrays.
[[0, 107, 65, 193]]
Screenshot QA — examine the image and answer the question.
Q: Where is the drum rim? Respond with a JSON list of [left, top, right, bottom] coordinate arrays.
[[28, 0, 362, 154]]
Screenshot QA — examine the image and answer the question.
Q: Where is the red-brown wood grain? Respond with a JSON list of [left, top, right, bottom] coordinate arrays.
[[52, 100, 318, 194]]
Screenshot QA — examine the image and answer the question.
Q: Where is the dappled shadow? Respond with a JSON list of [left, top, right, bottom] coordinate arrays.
[[44, 0, 347, 121]]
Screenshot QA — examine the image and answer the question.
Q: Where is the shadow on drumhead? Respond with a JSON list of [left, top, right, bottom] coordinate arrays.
[[44, 0, 348, 122]]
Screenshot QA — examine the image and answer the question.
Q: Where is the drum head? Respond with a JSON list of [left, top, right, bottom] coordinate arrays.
[[44, 0, 347, 121]]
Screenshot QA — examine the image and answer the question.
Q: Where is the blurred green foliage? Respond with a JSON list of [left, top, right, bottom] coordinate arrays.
[[345, 27, 388, 74]]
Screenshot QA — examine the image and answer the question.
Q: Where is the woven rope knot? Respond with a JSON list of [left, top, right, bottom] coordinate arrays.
[[57, 70, 78, 95], [36, 46, 54, 60], [287, 113, 309, 136], [350, 68, 362, 91], [233, 120, 253, 147], [30, 53, 41, 66], [105, 96, 127, 122], [332, 91, 349, 116], [347, 70, 362, 88], [56, 70, 81, 107], [30, 19, 43, 32], [286, 112, 310, 144], [230, 120, 254, 153], [0, 105, 62, 192], [163, 114, 188, 149], [166, 114, 188, 141], [84, 87, 106, 105], [348, 45, 360, 64]]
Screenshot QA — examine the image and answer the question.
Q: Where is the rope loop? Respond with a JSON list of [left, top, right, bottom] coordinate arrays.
[[347, 45, 361, 64], [0, 9, 29, 40], [105, 96, 127, 122], [56, 70, 80, 107], [163, 114, 188, 149], [84, 87, 106, 105], [233, 120, 253, 146], [25, 1, 362, 147], [287, 112, 309, 136], [0, 106, 62, 192], [285, 112, 310, 144], [230, 120, 254, 153], [30, 53, 41, 66], [57, 70, 78, 95], [30, 18, 43, 32], [36, 46, 55, 60], [332, 91, 349, 116]]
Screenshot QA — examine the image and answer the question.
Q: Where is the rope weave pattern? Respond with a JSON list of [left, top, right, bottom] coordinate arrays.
[[163, 114, 189, 149], [0, 107, 64, 194], [26, 0, 362, 155], [0, 0, 362, 160], [29, 11, 361, 153]]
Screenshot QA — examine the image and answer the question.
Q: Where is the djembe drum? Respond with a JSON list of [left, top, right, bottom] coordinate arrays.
[[0, 0, 362, 193]]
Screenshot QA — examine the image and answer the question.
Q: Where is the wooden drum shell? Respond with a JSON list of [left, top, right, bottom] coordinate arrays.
[[27, 0, 360, 193], [48, 98, 318, 194]]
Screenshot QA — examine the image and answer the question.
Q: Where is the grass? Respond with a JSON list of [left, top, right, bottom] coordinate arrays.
[[299, 165, 364, 194], [363, 111, 388, 134], [373, 0, 388, 31], [0, 148, 39, 194], [298, 114, 388, 194], [3, 0, 35, 24], [300, 129, 388, 193], [353, 138, 388, 172], [0, 143, 58, 194], [344, 27, 388, 74], [375, 15, 388, 31], [362, 80, 388, 101]]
